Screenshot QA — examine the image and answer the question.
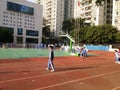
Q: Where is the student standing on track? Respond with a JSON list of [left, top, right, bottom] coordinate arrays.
[[46, 46, 55, 72], [114, 50, 120, 64], [81, 46, 88, 60]]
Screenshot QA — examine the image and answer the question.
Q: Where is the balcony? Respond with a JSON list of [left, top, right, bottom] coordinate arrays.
[[84, 4, 92, 7], [85, 20, 91, 23], [84, 15, 92, 18], [46, 7, 52, 11], [46, 0, 52, 4], [46, 11, 52, 14], [84, 9, 92, 13]]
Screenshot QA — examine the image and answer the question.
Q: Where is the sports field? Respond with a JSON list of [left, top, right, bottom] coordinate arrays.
[[0, 48, 69, 59], [0, 49, 120, 90]]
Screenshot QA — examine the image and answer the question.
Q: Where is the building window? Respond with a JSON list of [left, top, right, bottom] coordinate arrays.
[[3, 23, 5, 25], [115, 19, 117, 23], [26, 30, 38, 36], [7, 1, 34, 15], [116, 12, 118, 15], [17, 28, 23, 35]]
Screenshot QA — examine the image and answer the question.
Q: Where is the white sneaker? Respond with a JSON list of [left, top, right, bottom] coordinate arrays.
[[46, 68, 49, 70], [115, 61, 119, 63], [51, 70, 55, 72], [117, 62, 120, 64]]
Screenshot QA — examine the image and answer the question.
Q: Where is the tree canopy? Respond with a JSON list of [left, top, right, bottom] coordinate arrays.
[[70, 24, 119, 44], [62, 18, 75, 33]]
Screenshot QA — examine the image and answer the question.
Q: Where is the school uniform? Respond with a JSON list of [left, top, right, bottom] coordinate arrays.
[[47, 50, 55, 71], [81, 48, 87, 58], [115, 51, 120, 63]]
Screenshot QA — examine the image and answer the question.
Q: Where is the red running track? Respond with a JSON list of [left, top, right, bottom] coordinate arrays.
[[0, 51, 120, 90]]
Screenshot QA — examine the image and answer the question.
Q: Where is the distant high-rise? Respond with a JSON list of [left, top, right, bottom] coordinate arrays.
[[36, 0, 76, 37], [36, 0, 118, 37], [113, 0, 120, 30], [78, 0, 113, 26]]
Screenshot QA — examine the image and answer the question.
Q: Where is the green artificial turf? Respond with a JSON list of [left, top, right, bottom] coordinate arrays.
[[0, 48, 69, 59]]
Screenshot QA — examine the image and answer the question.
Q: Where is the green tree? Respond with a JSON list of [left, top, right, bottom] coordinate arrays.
[[42, 25, 50, 37], [84, 26, 96, 43], [100, 24, 118, 43], [62, 18, 75, 33], [42, 25, 50, 43], [63, 18, 85, 45], [116, 32, 120, 42], [42, 18, 50, 43], [70, 24, 119, 44]]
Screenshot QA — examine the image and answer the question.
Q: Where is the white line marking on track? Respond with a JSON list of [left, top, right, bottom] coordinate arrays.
[[34, 70, 120, 90], [112, 85, 120, 90]]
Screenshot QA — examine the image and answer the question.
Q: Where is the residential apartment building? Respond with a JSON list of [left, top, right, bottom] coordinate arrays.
[[36, 0, 117, 38], [113, 0, 120, 30], [0, 0, 43, 44], [36, 0, 76, 37], [36, 0, 50, 24], [36, 0, 54, 36], [78, 0, 113, 26]]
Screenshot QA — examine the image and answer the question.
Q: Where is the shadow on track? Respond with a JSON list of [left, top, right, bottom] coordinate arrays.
[[56, 66, 98, 72]]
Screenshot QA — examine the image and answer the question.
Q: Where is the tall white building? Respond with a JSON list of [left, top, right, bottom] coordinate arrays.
[[0, 0, 43, 44], [113, 0, 120, 30], [77, 0, 113, 26], [36, 0, 116, 38], [36, 0, 76, 37]]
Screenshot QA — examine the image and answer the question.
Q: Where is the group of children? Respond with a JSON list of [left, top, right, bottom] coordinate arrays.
[[46, 46, 120, 72], [78, 46, 88, 60], [46, 45, 88, 72], [115, 48, 120, 64]]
